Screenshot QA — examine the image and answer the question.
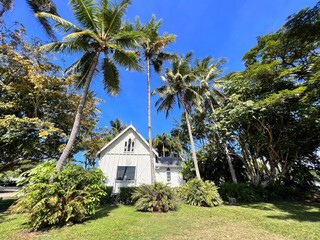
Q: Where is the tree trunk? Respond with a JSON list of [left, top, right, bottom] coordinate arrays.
[[209, 102, 237, 183], [56, 51, 100, 171], [147, 59, 156, 184], [182, 101, 201, 179]]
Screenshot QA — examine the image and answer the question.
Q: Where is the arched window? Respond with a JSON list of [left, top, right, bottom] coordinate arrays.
[[124, 141, 127, 152], [131, 141, 135, 151], [127, 138, 131, 151], [166, 168, 171, 182]]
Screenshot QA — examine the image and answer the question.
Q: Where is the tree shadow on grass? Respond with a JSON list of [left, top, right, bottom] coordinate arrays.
[[0, 198, 17, 224], [89, 204, 120, 221], [240, 201, 320, 222], [237, 202, 275, 211], [0, 198, 16, 213]]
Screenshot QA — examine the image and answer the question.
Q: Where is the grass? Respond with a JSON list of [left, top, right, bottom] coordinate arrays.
[[0, 199, 319, 240]]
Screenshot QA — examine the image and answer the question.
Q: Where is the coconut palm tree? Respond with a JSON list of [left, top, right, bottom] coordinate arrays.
[[135, 15, 176, 184], [37, 0, 142, 171], [195, 56, 238, 183], [153, 53, 202, 179], [0, 0, 58, 39], [110, 118, 126, 137], [0, 0, 14, 17], [153, 133, 182, 157]]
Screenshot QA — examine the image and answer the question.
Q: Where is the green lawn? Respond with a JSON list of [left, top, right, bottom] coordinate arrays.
[[0, 199, 319, 240]]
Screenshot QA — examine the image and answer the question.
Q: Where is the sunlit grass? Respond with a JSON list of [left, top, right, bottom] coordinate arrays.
[[1, 199, 319, 240]]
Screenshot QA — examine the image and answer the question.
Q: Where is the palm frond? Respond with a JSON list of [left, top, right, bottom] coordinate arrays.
[[70, 51, 98, 89], [113, 49, 141, 71], [155, 94, 176, 118], [65, 51, 95, 76], [63, 30, 103, 45], [113, 30, 145, 48], [70, 0, 99, 32], [102, 58, 120, 96], [103, 0, 131, 36], [27, 0, 58, 39], [152, 52, 178, 73], [36, 12, 81, 33], [39, 41, 89, 54]]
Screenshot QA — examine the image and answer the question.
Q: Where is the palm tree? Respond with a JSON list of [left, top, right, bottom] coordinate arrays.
[[37, 0, 142, 171], [110, 118, 126, 137], [153, 53, 202, 179], [195, 56, 238, 183], [153, 133, 182, 157], [0, 0, 14, 17], [1, 0, 58, 39], [135, 15, 176, 184]]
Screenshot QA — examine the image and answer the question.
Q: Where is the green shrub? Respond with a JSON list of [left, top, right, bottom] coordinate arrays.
[[11, 161, 106, 230], [181, 179, 222, 207], [261, 184, 303, 201], [100, 186, 113, 205], [118, 187, 138, 205], [132, 182, 179, 212], [172, 186, 184, 200], [219, 182, 261, 203]]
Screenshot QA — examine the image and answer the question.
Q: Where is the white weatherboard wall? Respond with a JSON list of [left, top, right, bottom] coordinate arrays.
[[155, 167, 185, 187], [98, 128, 153, 192]]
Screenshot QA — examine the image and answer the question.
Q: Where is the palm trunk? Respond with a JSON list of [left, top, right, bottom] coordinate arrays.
[[147, 59, 156, 184], [56, 51, 100, 171], [209, 102, 237, 183], [182, 100, 201, 179]]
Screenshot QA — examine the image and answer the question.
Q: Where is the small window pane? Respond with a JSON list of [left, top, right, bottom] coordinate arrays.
[[131, 141, 135, 151], [166, 168, 171, 182], [124, 141, 127, 152], [117, 166, 135, 180], [128, 138, 131, 151]]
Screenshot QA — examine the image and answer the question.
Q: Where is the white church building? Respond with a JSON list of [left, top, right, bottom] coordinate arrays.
[[97, 125, 185, 193]]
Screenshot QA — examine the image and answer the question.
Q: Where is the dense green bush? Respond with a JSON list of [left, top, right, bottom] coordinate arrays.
[[100, 186, 113, 205], [181, 179, 222, 207], [11, 161, 106, 230], [132, 182, 179, 212], [118, 187, 138, 205], [219, 182, 261, 203]]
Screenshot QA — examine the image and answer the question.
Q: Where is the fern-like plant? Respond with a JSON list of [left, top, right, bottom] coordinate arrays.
[[11, 161, 106, 230], [181, 179, 222, 207], [132, 182, 179, 212]]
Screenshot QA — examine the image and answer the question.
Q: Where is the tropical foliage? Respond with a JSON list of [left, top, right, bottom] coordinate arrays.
[[81, 119, 127, 168], [36, 0, 143, 171], [152, 132, 182, 157], [181, 178, 222, 207], [214, 2, 320, 187], [0, 23, 97, 172], [11, 161, 106, 230], [135, 15, 176, 184], [0, 0, 58, 38], [132, 182, 179, 212], [173, 3, 320, 191], [153, 53, 203, 179]]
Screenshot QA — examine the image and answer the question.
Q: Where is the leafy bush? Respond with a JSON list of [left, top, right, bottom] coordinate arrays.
[[181, 179, 222, 207], [172, 186, 184, 200], [11, 161, 106, 230], [100, 186, 113, 205], [118, 187, 138, 205], [219, 182, 261, 203], [132, 182, 179, 212]]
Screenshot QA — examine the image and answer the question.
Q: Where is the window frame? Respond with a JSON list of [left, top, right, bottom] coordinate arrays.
[[116, 166, 136, 181]]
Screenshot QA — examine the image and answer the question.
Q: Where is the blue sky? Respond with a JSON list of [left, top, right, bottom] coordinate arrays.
[[3, 0, 318, 141]]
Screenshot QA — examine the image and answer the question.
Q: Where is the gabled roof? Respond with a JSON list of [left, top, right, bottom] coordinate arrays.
[[96, 125, 158, 157]]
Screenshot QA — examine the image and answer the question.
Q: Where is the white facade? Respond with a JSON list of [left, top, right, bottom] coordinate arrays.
[[97, 125, 185, 193]]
